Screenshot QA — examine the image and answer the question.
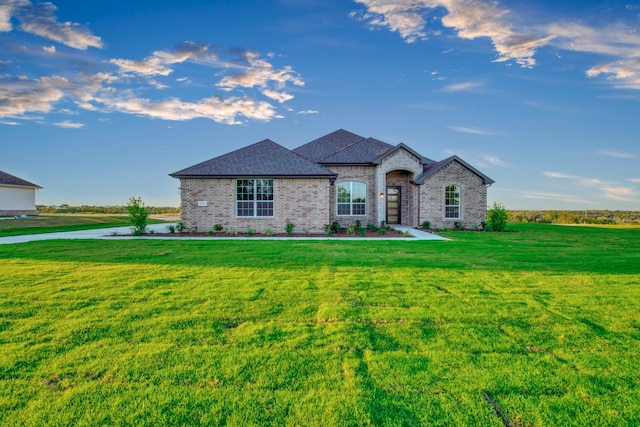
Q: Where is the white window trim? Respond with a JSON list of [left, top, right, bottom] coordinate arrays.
[[236, 179, 274, 218], [337, 181, 367, 216], [444, 184, 461, 220]]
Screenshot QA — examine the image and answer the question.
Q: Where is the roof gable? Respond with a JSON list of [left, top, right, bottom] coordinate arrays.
[[373, 143, 431, 165], [414, 155, 495, 185], [170, 139, 336, 178], [0, 170, 41, 188]]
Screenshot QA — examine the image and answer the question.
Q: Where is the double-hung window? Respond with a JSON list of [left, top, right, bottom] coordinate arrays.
[[237, 179, 274, 217], [445, 184, 460, 219], [337, 182, 366, 216]]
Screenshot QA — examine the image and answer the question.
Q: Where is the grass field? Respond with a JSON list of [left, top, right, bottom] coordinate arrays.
[[0, 223, 639, 426], [0, 215, 170, 237]]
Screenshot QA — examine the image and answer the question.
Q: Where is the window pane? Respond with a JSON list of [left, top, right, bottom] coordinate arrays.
[[337, 183, 350, 203], [257, 201, 273, 217], [444, 185, 460, 218], [352, 203, 366, 216], [337, 182, 366, 216], [337, 203, 351, 216], [237, 201, 254, 217]]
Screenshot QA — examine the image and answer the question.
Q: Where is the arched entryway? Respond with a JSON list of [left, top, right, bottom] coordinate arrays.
[[385, 170, 415, 225]]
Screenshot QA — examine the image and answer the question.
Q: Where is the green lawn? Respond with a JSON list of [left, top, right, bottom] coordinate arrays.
[[0, 215, 171, 237], [0, 223, 639, 426]]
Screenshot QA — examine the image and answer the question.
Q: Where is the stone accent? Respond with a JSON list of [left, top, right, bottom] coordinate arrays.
[[375, 149, 422, 226], [418, 160, 487, 229], [385, 170, 418, 226], [325, 165, 378, 227], [179, 178, 331, 234]]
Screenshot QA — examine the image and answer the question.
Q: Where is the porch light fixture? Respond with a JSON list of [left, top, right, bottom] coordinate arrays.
[[379, 192, 384, 199]]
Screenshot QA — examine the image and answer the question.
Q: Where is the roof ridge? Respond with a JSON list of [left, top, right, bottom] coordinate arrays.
[[316, 136, 365, 162]]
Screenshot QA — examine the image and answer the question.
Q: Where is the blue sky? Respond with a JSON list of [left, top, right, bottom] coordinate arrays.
[[1, 0, 639, 209]]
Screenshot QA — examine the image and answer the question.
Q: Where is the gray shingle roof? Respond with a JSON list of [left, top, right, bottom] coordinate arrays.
[[0, 170, 41, 188], [414, 155, 495, 185], [170, 139, 337, 178], [320, 137, 395, 164], [292, 129, 367, 163]]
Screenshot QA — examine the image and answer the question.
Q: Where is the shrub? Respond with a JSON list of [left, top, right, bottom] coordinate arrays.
[[208, 229, 215, 236], [366, 223, 378, 232], [346, 224, 356, 236], [213, 224, 223, 232], [127, 196, 148, 236], [377, 228, 386, 235], [247, 228, 255, 236], [331, 221, 340, 233], [359, 227, 367, 237], [264, 228, 274, 236], [324, 224, 334, 237], [176, 222, 185, 232], [480, 221, 487, 230], [487, 202, 508, 231], [285, 222, 295, 236], [227, 227, 237, 236], [420, 221, 431, 229], [167, 224, 175, 233], [454, 221, 465, 230]]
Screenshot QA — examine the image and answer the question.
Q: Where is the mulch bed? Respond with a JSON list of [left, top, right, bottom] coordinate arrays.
[[129, 228, 412, 238]]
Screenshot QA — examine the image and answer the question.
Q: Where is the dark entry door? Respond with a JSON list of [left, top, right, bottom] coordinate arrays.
[[386, 186, 401, 224]]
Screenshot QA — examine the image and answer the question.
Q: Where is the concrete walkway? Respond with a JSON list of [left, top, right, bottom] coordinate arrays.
[[0, 223, 449, 245]]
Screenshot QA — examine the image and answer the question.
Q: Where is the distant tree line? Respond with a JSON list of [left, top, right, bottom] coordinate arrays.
[[36, 205, 180, 215], [508, 210, 640, 225]]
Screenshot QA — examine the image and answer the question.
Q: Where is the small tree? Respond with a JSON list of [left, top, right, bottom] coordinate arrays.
[[127, 196, 149, 236], [487, 202, 508, 231]]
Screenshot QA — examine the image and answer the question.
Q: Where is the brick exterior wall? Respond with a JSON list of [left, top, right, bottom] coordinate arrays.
[[418, 160, 488, 229], [178, 178, 331, 234], [325, 165, 378, 227]]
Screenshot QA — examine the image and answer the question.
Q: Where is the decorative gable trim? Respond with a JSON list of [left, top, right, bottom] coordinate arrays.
[[413, 155, 495, 185], [372, 143, 430, 165]]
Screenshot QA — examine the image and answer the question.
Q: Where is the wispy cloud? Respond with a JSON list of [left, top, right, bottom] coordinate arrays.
[[629, 178, 640, 183], [521, 191, 594, 205], [481, 154, 508, 167], [597, 150, 637, 159], [1, 2, 306, 125], [110, 42, 218, 77], [296, 110, 319, 115], [544, 171, 637, 203], [544, 171, 580, 179], [449, 125, 495, 135], [2, 0, 103, 50], [352, 0, 551, 67], [53, 120, 83, 129], [216, 50, 304, 103], [602, 185, 637, 202], [441, 81, 484, 92], [352, 0, 640, 90]]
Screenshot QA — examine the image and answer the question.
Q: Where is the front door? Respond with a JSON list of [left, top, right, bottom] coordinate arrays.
[[386, 186, 401, 224]]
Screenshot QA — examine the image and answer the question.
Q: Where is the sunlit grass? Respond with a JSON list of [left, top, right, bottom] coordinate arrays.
[[0, 223, 638, 426], [0, 215, 169, 237]]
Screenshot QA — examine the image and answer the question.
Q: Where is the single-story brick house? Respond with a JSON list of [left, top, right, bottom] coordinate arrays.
[[170, 129, 494, 233], [0, 170, 42, 216]]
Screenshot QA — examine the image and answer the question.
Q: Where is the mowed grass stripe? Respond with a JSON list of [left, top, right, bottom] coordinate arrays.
[[0, 223, 638, 426]]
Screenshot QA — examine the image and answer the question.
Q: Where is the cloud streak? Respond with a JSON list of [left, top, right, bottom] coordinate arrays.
[[2, 0, 103, 50], [353, 0, 640, 89], [353, 0, 551, 67]]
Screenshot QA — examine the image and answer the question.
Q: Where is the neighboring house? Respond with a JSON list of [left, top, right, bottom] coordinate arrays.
[[0, 170, 42, 216], [170, 129, 494, 233]]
